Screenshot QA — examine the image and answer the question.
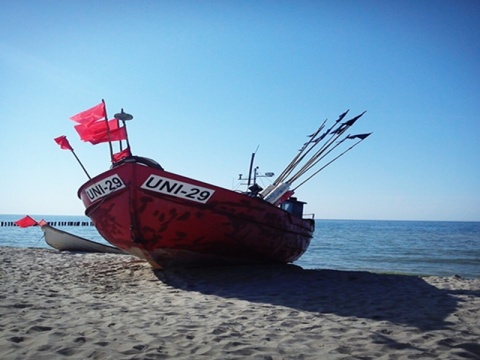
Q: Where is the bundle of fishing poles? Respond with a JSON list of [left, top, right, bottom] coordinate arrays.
[[260, 110, 372, 205]]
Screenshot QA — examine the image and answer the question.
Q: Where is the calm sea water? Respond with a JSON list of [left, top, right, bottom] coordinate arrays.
[[1, 215, 479, 279]]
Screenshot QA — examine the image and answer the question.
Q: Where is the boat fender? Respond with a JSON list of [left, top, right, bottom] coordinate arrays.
[[111, 156, 164, 170]]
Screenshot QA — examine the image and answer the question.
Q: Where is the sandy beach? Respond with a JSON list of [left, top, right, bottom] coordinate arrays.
[[0, 246, 479, 359]]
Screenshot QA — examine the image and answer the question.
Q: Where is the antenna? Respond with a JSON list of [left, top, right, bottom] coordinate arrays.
[[238, 167, 275, 186]]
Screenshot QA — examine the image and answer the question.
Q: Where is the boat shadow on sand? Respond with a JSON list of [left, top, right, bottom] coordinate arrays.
[[155, 264, 479, 332]]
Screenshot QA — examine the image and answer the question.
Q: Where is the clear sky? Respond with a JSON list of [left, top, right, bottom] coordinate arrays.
[[1, 1, 479, 221]]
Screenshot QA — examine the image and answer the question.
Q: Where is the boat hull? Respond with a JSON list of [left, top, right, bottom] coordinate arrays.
[[77, 160, 314, 268]]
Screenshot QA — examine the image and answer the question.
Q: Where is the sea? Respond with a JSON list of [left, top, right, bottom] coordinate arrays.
[[1, 214, 479, 279]]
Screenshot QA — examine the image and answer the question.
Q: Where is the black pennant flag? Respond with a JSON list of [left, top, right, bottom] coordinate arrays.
[[336, 110, 350, 123], [347, 133, 372, 140], [342, 111, 367, 127]]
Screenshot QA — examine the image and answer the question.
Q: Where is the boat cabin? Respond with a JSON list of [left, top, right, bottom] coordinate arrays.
[[280, 197, 306, 218]]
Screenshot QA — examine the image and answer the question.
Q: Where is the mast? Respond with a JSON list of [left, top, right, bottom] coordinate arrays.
[[238, 146, 274, 195]]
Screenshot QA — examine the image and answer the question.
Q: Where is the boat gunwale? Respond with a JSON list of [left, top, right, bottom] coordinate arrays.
[[78, 160, 315, 231]]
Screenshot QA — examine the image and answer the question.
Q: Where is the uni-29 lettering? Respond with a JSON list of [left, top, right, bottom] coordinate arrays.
[[140, 175, 214, 204], [85, 175, 125, 202]]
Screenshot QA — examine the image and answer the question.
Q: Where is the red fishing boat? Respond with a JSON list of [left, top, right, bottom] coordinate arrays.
[[77, 156, 314, 268], [60, 102, 370, 268]]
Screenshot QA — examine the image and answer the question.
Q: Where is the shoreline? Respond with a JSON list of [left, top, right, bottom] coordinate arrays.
[[1, 246, 479, 359]]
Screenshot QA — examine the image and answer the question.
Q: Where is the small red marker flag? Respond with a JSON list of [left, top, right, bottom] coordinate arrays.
[[14, 215, 38, 228], [54, 135, 73, 151], [112, 147, 131, 162], [54, 135, 91, 179]]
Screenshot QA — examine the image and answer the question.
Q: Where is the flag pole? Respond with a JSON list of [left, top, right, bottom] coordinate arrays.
[[117, 113, 123, 152], [54, 136, 91, 179], [266, 110, 351, 197], [114, 109, 134, 157], [102, 99, 114, 162], [292, 134, 371, 191], [286, 115, 361, 184], [272, 119, 328, 187], [70, 148, 91, 179], [122, 119, 131, 152], [120, 109, 132, 153]]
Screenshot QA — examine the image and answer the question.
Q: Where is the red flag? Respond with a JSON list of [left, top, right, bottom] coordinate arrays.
[[112, 147, 131, 162], [14, 215, 37, 228], [74, 119, 117, 142], [70, 102, 105, 125], [74, 119, 126, 144], [89, 126, 127, 144], [54, 135, 73, 151]]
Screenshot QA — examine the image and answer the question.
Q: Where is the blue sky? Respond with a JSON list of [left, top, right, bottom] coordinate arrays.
[[1, 1, 479, 221]]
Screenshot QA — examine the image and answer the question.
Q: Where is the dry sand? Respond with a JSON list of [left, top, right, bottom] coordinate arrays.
[[0, 246, 479, 359]]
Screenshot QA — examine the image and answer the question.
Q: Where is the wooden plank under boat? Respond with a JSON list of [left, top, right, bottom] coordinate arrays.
[[41, 224, 125, 254]]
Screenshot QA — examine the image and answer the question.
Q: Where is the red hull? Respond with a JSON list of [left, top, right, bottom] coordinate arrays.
[[78, 159, 314, 268]]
